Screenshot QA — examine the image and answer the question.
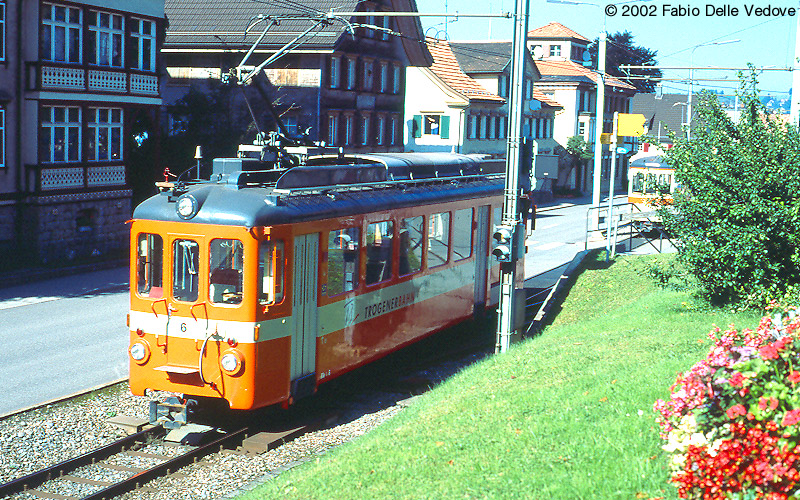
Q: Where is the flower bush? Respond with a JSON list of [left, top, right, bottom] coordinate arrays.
[[655, 307, 800, 499]]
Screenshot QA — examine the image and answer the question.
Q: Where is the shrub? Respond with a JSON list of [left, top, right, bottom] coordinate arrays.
[[660, 73, 800, 306], [655, 308, 800, 499]]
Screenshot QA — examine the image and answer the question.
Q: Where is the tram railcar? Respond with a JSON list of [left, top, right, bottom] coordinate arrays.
[[128, 146, 518, 411], [627, 155, 676, 208]]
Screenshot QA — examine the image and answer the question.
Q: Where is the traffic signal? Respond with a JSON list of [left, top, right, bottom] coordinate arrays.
[[492, 225, 514, 262]]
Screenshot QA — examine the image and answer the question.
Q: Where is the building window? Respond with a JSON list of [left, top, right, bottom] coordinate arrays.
[[346, 57, 356, 90], [363, 60, 374, 91], [392, 65, 401, 94], [376, 115, 385, 146], [330, 56, 341, 89], [130, 18, 155, 72], [549, 44, 561, 57], [327, 114, 338, 146], [530, 44, 542, 58], [498, 116, 506, 139], [40, 3, 82, 63], [0, 108, 4, 167], [0, 3, 5, 62], [344, 114, 353, 145], [489, 116, 496, 139], [468, 114, 476, 139], [379, 62, 388, 93], [40, 106, 81, 163], [88, 107, 123, 161], [578, 121, 586, 137], [390, 115, 398, 145], [360, 114, 370, 146], [87, 10, 124, 67]]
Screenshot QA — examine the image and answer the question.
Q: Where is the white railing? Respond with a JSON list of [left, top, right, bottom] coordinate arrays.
[[41, 167, 84, 190], [88, 70, 126, 92], [41, 66, 85, 89], [130, 73, 159, 95], [87, 165, 126, 186]]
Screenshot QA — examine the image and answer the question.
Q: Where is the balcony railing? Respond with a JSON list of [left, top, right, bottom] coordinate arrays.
[[31, 163, 127, 192], [30, 63, 160, 96]]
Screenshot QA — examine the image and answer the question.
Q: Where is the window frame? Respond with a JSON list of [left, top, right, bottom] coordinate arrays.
[[365, 220, 394, 286], [40, 105, 82, 163], [326, 227, 360, 296], [427, 211, 450, 268], [130, 17, 156, 72], [40, 3, 82, 64], [87, 107, 123, 162], [87, 10, 124, 68], [208, 238, 245, 306], [259, 240, 285, 306]]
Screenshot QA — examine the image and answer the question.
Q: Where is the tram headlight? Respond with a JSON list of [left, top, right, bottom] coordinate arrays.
[[220, 350, 244, 376], [176, 195, 198, 219], [130, 341, 150, 364]]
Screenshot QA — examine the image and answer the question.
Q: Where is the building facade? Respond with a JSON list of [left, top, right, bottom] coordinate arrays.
[[162, 0, 431, 154], [0, 0, 165, 266], [404, 39, 561, 194], [528, 22, 637, 193]]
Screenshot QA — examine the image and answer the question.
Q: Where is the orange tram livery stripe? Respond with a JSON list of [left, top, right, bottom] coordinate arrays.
[[128, 152, 519, 410]]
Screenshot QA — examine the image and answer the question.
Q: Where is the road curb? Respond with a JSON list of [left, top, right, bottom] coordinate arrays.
[[0, 378, 128, 421]]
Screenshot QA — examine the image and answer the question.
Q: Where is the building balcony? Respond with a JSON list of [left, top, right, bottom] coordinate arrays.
[[27, 62, 159, 97]]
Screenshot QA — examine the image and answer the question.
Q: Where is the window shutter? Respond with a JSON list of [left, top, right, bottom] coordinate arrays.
[[413, 115, 422, 138], [440, 115, 450, 139]]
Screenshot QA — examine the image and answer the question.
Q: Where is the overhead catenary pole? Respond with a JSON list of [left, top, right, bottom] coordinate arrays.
[[605, 112, 618, 260], [495, 0, 529, 354], [591, 31, 606, 232], [792, 4, 800, 128]]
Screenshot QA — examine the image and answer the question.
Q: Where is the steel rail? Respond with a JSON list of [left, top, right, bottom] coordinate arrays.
[[0, 426, 164, 497], [82, 427, 249, 500]]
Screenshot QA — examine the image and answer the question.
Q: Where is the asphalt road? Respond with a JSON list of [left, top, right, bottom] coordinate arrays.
[[0, 268, 130, 416], [0, 195, 619, 417]]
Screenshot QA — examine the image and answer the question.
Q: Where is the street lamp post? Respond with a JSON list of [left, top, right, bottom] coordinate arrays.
[[687, 39, 740, 139]]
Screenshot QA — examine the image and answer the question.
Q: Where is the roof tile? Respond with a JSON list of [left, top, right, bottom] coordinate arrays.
[[527, 22, 589, 42]]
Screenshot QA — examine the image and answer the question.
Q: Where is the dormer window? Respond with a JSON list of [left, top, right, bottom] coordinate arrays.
[[549, 45, 561, 57]]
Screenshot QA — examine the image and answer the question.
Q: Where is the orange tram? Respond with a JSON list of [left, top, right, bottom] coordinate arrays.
[[128, 147, 517, 412]]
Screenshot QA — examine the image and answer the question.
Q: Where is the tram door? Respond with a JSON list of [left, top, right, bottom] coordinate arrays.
[[473, 205, 490, 316], [291, 233, 319, 399]]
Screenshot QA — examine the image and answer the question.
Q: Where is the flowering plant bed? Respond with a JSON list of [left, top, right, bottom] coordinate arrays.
[[655, 308, 800, 499]]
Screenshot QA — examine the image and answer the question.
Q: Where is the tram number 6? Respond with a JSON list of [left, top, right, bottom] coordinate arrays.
[[180, 323, 187, 332]]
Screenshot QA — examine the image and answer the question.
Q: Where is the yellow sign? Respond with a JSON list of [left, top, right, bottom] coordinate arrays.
[[616, 113, 647, 137], [600, 133, 613, 145]]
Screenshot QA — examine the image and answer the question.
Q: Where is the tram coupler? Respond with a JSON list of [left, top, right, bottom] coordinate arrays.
[[149, 396, 188, 429]]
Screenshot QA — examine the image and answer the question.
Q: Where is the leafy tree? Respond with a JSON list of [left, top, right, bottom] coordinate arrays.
[[660, 73, 800, 306], [588, 31, 662, 93]]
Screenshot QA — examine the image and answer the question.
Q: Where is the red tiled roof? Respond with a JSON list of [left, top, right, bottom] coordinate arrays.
[[531, 89, 561, 109], [528, 22, 589, 42], [426, 38, 506, 103], [534, 59, 637, 91]]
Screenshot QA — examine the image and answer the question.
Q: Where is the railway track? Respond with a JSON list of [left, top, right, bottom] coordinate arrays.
[[0, 424, 248, 500]]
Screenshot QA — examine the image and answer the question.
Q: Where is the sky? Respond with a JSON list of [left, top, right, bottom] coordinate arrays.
[[412, 0, 799, 99]]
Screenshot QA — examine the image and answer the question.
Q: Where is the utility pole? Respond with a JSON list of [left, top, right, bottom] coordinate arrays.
[[493, 0, 529, 354], [792, 4, 800, 128], [591, 31, 606, 232]]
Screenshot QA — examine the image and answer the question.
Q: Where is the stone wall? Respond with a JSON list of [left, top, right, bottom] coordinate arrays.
[[25, 190, 132, 265]]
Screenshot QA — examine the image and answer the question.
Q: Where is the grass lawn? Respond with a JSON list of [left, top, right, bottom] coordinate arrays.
[[240, 253, 762, 499]]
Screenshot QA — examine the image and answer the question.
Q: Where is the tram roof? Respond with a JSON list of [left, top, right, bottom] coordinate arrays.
[[630, 155, 671, 170], [133, 153, 504, 228]]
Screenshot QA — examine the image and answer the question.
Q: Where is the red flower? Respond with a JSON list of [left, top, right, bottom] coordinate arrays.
[[729, 372, 746, 387], [727, 404, 747, 419], [782, 409, 800, 426], [760, 344, 780, 360], [789, 371, 800, 385]]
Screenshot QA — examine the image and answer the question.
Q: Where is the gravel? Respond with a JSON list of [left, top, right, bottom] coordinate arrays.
[[0, 352, 485, 500]]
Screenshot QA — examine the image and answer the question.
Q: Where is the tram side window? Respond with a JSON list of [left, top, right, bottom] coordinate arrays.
[[428, 212, 450, 268], [632, 172, 645, 193], [137, 233, 163, 298], [173, 239, 199, 302], [366, 220, 394, 285], [399, 216, 423, 276], [328, 227, 360, 296], [453, 208, 473, 261], [209, 239, 244, 305], [259, 240, 285, 305]]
